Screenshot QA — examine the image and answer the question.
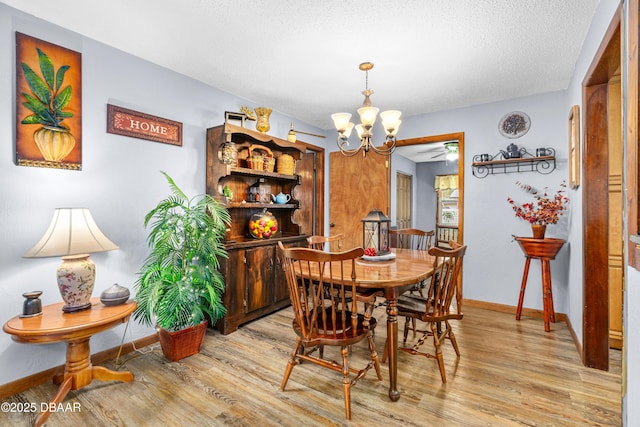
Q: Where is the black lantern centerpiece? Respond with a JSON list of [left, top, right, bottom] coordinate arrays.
[[362, 208, 390, 256]]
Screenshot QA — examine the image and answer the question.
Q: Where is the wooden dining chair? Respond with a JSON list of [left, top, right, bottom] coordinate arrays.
[[391, 228, 435, 251], [391, 228, 435, 299], [306, 233, 343, 251], [277, 241, 382, 420], [385, 243, 467, 383]]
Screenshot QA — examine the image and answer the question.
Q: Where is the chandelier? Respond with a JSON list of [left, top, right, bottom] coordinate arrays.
[[331, 62, 401, 156]]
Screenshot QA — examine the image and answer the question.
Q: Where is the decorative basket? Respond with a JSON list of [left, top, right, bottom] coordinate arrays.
[[247, 153, 264, 171], [247, 144, 274, 172], [157, 320, 208, 362], [277, 153, 295, 175]]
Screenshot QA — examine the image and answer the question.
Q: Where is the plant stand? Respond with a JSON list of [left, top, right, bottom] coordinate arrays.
[[514, 237, 565, 332]]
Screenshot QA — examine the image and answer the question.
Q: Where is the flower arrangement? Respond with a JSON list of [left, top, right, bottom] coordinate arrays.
[[507, 181, 569, 225]]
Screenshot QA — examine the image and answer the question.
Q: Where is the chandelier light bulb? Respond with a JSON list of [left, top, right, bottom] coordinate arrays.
[[380, 110, 401, 124], [331, 113, 352, 133], [357, 106, 379, 127], [343, 122, 355, 138]]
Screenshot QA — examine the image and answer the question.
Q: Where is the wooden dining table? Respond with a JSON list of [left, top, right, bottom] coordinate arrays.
[[343, 248, 436, 401]]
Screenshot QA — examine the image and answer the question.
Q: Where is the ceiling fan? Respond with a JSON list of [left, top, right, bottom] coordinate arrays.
[[426, 141, 459, 160]]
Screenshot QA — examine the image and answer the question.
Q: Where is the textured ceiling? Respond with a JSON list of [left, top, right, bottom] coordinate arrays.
[[3, 0, 600, 131]]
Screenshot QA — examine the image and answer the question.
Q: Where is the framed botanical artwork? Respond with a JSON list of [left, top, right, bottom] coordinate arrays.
[[568, 105, 580, 189], [15, 32, 82, 170]]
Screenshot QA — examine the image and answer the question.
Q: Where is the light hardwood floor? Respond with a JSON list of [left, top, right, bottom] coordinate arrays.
[[2, 305, 621, 426]]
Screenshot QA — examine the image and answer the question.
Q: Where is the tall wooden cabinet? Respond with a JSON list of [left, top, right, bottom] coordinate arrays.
[[206, 123, 308, 334]]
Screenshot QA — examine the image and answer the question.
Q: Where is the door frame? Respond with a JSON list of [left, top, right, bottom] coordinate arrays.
[[395, 132, 465, 246], [582, 6, 621, 370]]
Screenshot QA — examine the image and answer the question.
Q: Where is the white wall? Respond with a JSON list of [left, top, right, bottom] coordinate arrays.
[[0, 4, 325, 386], [396, 90, 570, 312]]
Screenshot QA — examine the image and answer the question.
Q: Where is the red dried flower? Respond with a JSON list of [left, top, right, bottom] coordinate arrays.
[[507, 181, 569, 225]]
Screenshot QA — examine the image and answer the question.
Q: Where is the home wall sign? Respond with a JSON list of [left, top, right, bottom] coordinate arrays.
[[16, 32, 82, 170], [107, 104, 182, 146]]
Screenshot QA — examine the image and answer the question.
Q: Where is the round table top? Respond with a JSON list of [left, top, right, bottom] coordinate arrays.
[[352, 248, 437, 288], [3, 298, 136, 344]]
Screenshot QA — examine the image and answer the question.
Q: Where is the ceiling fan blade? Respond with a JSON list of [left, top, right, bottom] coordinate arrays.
[[431, 152, 446, 159], [417, 146, 445, 154]]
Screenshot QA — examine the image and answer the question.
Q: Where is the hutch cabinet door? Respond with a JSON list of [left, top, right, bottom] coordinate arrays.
[[222, 248, 247, 319], [244, 245, 275, 313]]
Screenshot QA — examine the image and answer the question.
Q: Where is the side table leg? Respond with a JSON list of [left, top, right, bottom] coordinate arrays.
[[516, 258, 532, 320], [545, 260, 555, 323], [92, 366, 134, 383], [541, 260, 555, 330], [34, 376, 72, 427]]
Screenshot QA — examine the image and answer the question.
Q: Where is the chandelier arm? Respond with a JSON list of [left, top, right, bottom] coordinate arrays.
[[337, 137, 365, 156], [339, 146, 366, 157], [367, 136, 397, 155]]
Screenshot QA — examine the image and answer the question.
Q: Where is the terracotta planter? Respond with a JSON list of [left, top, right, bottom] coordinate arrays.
[[531, 224, 546, 239], [157, 320, 208, 362], [33, 126, 76, 162]]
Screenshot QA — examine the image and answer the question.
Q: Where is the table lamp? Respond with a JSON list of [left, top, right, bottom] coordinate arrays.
[[23, 208, 119, 313]]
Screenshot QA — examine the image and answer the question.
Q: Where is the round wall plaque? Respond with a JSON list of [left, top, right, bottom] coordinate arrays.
[[499, 111, 531, 139]]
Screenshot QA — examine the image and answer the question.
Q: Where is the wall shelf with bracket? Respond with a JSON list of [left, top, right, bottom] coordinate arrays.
[[472, 148, 556, 178]]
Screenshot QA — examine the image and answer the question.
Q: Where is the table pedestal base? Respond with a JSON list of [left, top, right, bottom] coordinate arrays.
[[385, 300, 401, 401], [34, 338, 134, 427]]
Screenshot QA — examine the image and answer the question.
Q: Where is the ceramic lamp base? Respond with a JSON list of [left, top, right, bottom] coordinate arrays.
[[57, 254, 95, 313]]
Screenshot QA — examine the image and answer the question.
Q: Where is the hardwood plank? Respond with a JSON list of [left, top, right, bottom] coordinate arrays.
[[2, 305, 621, 426]]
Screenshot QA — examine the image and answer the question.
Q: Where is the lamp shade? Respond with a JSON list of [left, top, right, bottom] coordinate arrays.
[[357, 106, 379, 127], [24, 208, 119, 258], [24, 208, 119, 313], [331, 113, 352, 133]]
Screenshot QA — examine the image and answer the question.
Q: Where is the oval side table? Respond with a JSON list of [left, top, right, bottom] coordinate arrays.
[[3, 298, 136, 427]]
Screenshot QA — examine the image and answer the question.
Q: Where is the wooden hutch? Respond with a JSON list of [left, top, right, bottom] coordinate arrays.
[[206, 123, 308, 334]]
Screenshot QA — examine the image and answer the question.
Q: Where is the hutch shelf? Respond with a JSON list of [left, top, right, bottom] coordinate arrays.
[[206, 123, 308, 334], [472, 148, 556, 178]]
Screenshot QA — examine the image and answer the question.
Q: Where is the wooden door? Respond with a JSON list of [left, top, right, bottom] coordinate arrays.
[[396, 172, 412, 229], [329, 151, 390, 250], [608, 72, 624, 349], [293, 149, 322, 236]]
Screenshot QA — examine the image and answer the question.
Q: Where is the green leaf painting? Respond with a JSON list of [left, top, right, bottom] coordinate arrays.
[[20, 47, 73, 129]]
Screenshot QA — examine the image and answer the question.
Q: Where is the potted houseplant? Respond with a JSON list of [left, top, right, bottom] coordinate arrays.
[[507, 181, 569, 238], [133, 171, 231, 361]]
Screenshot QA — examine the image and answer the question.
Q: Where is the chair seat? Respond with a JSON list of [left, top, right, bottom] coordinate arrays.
[[397, 293, 431, 314], [293, 309, 377, 345], [397, 294, 462, 321]]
